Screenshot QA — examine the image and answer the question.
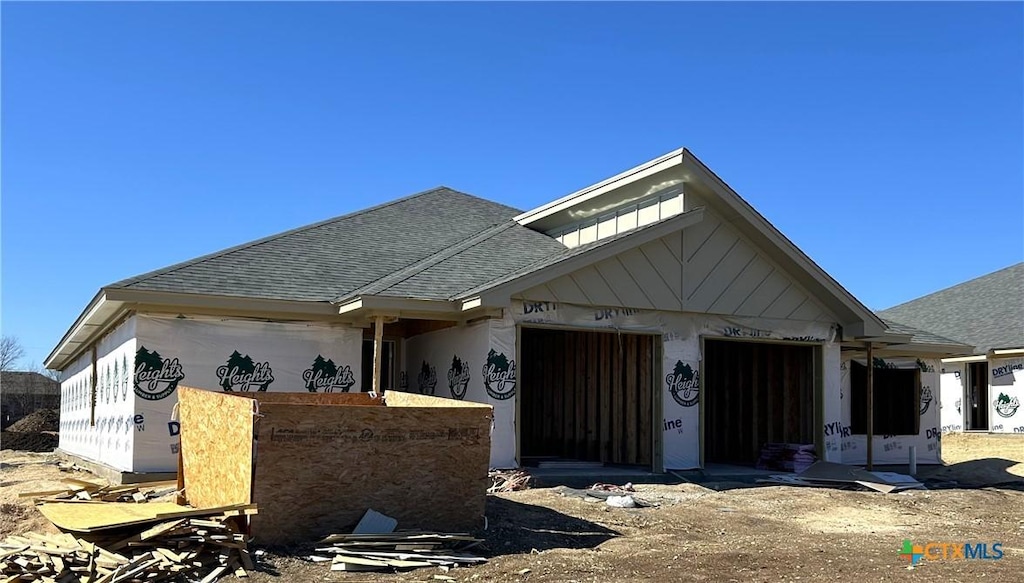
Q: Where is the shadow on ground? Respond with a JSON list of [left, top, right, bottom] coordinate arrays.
[[480, 495, 619, 556], [918, 457, 1024, 490]]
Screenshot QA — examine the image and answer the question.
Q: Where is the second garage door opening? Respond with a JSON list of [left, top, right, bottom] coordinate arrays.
[[703, 339, 817, 466]]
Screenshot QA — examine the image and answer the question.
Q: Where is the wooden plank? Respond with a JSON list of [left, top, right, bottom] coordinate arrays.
[[559, 331, 570, 458], [587, 333, 599, 461], [606, 331, 622, 463], [599, 332, 612, 463], [623, 335, 637, 465], [574, 332, 586, 460], [549, 331, 560, 454], [638, 336, 652, 467]]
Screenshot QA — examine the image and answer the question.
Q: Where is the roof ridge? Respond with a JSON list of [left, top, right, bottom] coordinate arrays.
[[335, 220, 519, 302], [109, 186, 456, 289]]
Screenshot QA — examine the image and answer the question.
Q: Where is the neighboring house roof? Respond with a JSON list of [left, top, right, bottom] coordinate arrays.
[[0, 371, 60, 395], [878, 263, 1024, 354], [880, 319, 974, 350]]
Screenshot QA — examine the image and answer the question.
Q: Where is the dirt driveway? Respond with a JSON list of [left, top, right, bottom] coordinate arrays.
[[3, 434, 1023, 582]]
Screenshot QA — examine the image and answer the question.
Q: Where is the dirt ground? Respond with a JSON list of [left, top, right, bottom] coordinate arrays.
[[3, 434, 1023, 582]]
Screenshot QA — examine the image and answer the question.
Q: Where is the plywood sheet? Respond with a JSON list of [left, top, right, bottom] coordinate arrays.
[[38, 502, 194, 532], [178, 387, 256, 509], [250, 399, 492, 546], [252, 392, 381, 406], [382, 390, 491, 409]]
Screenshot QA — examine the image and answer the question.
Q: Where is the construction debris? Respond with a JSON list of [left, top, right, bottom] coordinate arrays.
[[488, 469, 531, 493], [589, 482, 635, 493], [755, 442, 817, 473], [311, 532, 486, 572], [0, 509, 255, 582], [757, 461, 925, 493], [19, 477, 178, 504]]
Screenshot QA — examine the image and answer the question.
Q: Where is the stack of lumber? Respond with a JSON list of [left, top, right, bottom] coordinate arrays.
[[19, 478, 177, 504], [1, 504, 257, 582], [487, 469, 531, 493], [312, 532, 486, 572]]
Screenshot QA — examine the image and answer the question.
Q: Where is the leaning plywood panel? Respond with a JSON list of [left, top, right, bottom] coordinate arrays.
[[177, 387, 256, 509], [251, 392, 380, 406], [250, 392, 492, 546]]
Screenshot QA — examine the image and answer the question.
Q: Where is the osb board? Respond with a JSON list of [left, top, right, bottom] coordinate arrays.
[[178, 387, 256, 509], [250, 400, 493, 546], [383, 390, 492, 409], [253, 392, 382, 406], [38, 502, 190, 532]]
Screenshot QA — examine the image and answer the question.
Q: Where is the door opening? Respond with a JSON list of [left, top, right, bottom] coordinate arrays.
[[966, 361, 989, 430]]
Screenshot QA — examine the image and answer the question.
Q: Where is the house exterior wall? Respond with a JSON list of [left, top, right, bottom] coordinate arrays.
[[937, 355, 1022, 434], [59, 314, 364, 473], [58, 317, 136, 471], [939, 362, 965, 433], [131, 314, 364, 472], [836, 356, 942, 465], [988, 356, 1023, 433]]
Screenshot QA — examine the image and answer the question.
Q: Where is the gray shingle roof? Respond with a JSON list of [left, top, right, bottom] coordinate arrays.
[[880, 319, 972, 348], [352, 222, 567, 301], [878, 263, 1024, 353], [110, 187, 534, 302]]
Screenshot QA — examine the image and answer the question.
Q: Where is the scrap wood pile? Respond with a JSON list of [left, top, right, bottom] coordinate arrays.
[[312, 532, 485, 572], [19, 477, 177, 504], [487, 469, 531, 493], [309, 509, 486, 573], [1, 503, 257, 582]]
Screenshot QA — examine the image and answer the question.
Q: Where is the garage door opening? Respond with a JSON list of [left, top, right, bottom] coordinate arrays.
[[704, 339, 816, 466], [520, 328, 656, 469]]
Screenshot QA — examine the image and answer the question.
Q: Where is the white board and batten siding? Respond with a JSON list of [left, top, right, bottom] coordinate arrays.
[[525, 204, 835, 323]]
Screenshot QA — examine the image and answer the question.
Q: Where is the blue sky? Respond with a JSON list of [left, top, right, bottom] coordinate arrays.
[[2, 2, 1022, 369]]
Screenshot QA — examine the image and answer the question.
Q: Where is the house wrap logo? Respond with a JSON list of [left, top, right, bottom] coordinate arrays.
[[217, 351, 274, 392], [920, 386, 934, 415], [992, 362, 1023, 379], [134, 346, 185, 401], [667, 360, 699, 407], [303, 355, 355, 393], [993, 393, 1020, 418], [482, 349, 516, 400], [448, 355, 470, 400], [417, 361, 437, 395]]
